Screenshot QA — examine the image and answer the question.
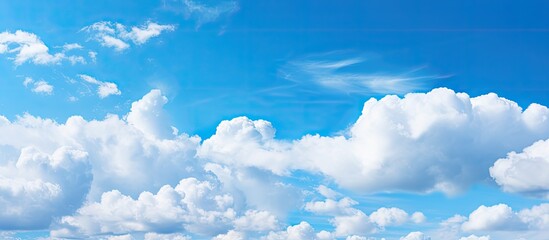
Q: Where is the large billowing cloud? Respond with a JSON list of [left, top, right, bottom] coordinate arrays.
[[3, 87, 549, 238], [0, 90, 200, 231], [490, 138, 549, 198], [199, 88, 549, 194], [0, 145, 91, 229]]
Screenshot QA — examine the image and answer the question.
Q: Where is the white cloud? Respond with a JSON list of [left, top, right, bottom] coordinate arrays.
[[459, 235, 491, 240], [0, 30, 84, 65], [490, 138, 549, 198], [411, 212, 427, 224], [213, 230, 245, 240], [279, 53, 448, 95], [0, 146, 92, 229], [62, 43, 83, 51], [23, 77, 54, 95], [437, 203, 549, 239], [400, 231, 430, 240], [261, 222, 318, 240], [125, 89, 171, 138], [120, 22, 176, 45], [88, 51, 97, 62], [304, 188, 423, 237], [0, 90, 202, 231], [82, 21, 175, 51], [107, 234, 134, 240], [199, 88, 549, 194], [369, 207, 409, 228], [462, 204, 525, 231], [181, 0, 239, 28], [78, 74, 121, 98], [143, 232, 190, 240], [234, 210, 279, 232], [52, 177, 252, 238]]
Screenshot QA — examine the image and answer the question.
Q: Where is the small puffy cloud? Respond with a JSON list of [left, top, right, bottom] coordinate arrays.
[[462, 204, 525, 231], [332, 211, 374, 237], [459, 235, 491, 240], [78, 74, 121, 98], [23, 77, 54, 95], [181, 0, 239, 28], [490, 138, 549, 199], [143, 232, 190, 240], [234, 210, 279, 232], [411, 212, 427, 224], [0, 30, 84, 65], [369, 207, 409, 228], [305, 197, 358, 216], [120, 22, 176, 45], [400, 231, 430, 240], [212, 230, 245, 240], [82, 21, 175, 51], [62, 43, 83, 51], [107, 234, 133, 240], [261, 222, 317, 240]]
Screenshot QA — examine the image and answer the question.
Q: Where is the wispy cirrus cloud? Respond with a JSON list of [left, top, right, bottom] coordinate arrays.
[[78, 74, 121, 98], [279, 52, 450, 95], [82, 21, 176, 51], [182, 0, 239, 27]]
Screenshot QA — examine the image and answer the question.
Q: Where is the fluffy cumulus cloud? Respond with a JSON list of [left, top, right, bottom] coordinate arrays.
[[0, 90, 202, 231], [78, 74, 121, 98], [431, 203, 549, 239], [0, 30, 85, 65], [459, 235, 491, 240], [0, 145, 92, 229], [23, 77, 54, 95], [304, 186, 424, 237], [261, 221, 334, 240], [400, 231, 430, 240], [200, 88, 549, 194], [490, 138, 549, 198], [461, 204, 525, 231], [52, 177, 250, 238], [82, 21, 175, 51]]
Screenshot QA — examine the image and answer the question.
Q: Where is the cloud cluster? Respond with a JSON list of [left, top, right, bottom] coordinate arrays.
[[304, 186, 425, 237], [82, 21, 175, 51], [200, 88, 549, 194], [2, 87, 549, 238], [490, 138, 549, 198], [52, 177, 269, 238], [0, 90, 203, 232], [0, 30, 85, 65]]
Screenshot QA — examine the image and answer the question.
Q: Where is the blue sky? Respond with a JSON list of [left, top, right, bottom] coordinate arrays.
[[1, 1, 549, 240]]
